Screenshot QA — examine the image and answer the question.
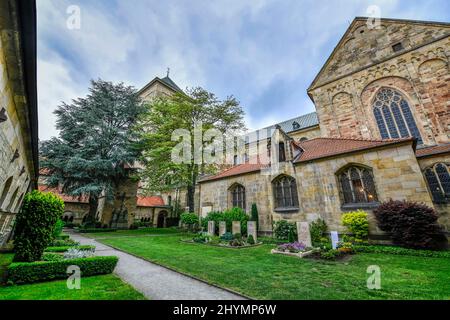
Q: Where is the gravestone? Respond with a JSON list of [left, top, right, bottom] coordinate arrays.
[[207, 221, 215, 236], [330, 231, 339, 249], [247, 221, 257, 242], [219, 221, 226, 237], [296, 221, 312, 247], [232, 221, 241, 235]]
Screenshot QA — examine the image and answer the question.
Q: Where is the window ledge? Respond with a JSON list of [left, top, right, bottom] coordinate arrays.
[[341, 202, 380, 211], [274, 207, 299, 213]]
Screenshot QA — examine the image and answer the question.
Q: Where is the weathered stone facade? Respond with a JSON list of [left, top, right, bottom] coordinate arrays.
[[198, 18, 450, 236], [0, 1, 38, 245]]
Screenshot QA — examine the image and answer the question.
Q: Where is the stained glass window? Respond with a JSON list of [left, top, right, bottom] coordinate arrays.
[[231, 184, 246, 209], [339, 166, 378, 205], [424, 163, 450, 203], [273, 176, 299, 209], [372, 88, 423, 144]]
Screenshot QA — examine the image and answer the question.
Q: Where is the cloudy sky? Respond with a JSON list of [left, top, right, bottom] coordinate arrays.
[[36, 0, 450, 140]]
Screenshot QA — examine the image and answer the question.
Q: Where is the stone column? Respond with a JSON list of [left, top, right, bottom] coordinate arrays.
[[232, 221, 241, 235], [207, 221, 215, 236], [219, 221, 226, 237], [296, 221, 312, 247], [247, 221, 257, 242]]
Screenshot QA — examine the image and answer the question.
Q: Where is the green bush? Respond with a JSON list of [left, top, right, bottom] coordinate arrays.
[[6, 256, 118, 285], [319, 249, 341, 260], [52, 220, 65, 239], [247, 234, 255, 245], [13, 190, 65, 262], [354, 245, 450, 258], [180, 212, 199, 227], [341, 210, 369, 241], [219, 232, 233, 241], [56, 234, 70, 240], [250, 203, 259, 231], [201, 208, 249, 235], [44, 245, 95, 253], [273, 220, 297, 240], [50, 239, 79, 247], [233, 233, 242, 240], [310, 218, 328, 245], [288, 228, 296, 243], [223, 207, 249, 235], [42, 253, 64, 262], [200, 211, 223, 232]]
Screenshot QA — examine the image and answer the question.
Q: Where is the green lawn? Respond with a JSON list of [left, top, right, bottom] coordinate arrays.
[[0, 253, 145, 300], [81, 227, 184, 239], [99, 235, 450, 300]]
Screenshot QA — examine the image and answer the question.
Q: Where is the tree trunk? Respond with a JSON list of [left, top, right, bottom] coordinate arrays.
[[187, 164, 198, 213], [85, 194, 99, 227]]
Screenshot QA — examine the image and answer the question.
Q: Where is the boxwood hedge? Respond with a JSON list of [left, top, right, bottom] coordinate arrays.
[[44, 245, 95, 253], [6, 256, 118, 285]]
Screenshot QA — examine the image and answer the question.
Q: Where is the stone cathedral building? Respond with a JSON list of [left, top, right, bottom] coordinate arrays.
[[197, 17, 450, 236]]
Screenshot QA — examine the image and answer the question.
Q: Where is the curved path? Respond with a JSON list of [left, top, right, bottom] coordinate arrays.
[[68, 231, 246, 300]]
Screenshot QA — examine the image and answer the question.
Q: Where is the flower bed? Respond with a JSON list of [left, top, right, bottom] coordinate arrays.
[[271, 242, 314, 258], [181, 232, 263, 249]]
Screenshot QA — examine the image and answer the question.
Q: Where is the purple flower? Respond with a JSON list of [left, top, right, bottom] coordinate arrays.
[[277, 241, 306, 252]]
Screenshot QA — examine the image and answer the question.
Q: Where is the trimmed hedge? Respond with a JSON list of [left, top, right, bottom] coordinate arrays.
[[56, 234, 70, 240], [77, 228, 117, 233], [354, 245, 450, 258], [6, 256, 118, 285], [44, 245, 95, 253]]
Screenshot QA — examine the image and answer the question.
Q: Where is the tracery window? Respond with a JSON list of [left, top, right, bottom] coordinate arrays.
[[339, 166, 378, 205], [373, 88, 423, 144], [230, 184, 246, 209], [273, 175, 299, 209], [424, 163, 450, 203]]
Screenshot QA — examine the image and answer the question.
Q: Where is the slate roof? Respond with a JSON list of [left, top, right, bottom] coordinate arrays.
[[416, 143, 450, 158], [160, 76, 183, 92], [198, 163, 267, 183], [293, 137, 415, 163]]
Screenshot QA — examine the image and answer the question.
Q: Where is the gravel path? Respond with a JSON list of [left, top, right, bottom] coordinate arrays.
[[67, 231, 247, 300]]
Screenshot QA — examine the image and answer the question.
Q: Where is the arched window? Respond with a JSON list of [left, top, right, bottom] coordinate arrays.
[[230, 184, 245, 209], [273, 175, 299, 210], [0, 176, 13, 209], [424, 163, 450, 203], [373, 88, 423, 144], [339, 166, 378, 205]]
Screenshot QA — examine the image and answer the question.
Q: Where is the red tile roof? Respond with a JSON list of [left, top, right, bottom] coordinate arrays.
[[38, 185, 89, 204], [199, 163, 267, 183], [294, 137, 415, 163], [136, 196, 165, 207], [416, 143, 450, 158]]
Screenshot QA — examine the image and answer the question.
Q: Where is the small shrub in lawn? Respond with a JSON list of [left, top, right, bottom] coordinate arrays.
[[13, 190, 65, 262], [180, 212, 199, 231], [192, 233, 211, 243], [373, 200, 448, 250], [219, 232, 233, 241], [6, 256, 118, 285], [247, 235, 255, 245], [273, 220, 297, 240], [233, 233, 242, 240], [310, 218, 328, 245], [42, 253, 64, 262], [341, 210, 369, 241], [319, 249, 341, 260]]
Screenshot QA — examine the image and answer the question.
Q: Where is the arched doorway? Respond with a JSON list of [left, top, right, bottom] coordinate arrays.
[[157, 210, 168, 228]]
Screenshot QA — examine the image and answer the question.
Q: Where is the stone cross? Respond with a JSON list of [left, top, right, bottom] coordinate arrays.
[[232, 221, 241, 235], [219, 221, 226, 237], [330, 231, 339, 249], [296, 221, 312, 247], [247, 221, 257, 242], [207, 221, 215, 236]]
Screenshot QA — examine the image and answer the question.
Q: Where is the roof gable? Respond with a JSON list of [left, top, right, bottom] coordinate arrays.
[[308, 17, 450, 91]]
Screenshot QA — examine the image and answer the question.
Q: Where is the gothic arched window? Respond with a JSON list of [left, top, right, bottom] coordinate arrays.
[[339, 166, 378, 205], [273, 175, 299, 209], [230, 184, 246, 209], [373, 88, 423, 144], [424, 163, 450, 203]]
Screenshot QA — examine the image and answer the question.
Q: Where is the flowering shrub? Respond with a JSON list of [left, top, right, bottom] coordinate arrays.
[[337, 242, 354, 254], [64, 247, 95, 260], [277, 242, 306, 253], [341, 210, 369, 241]]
